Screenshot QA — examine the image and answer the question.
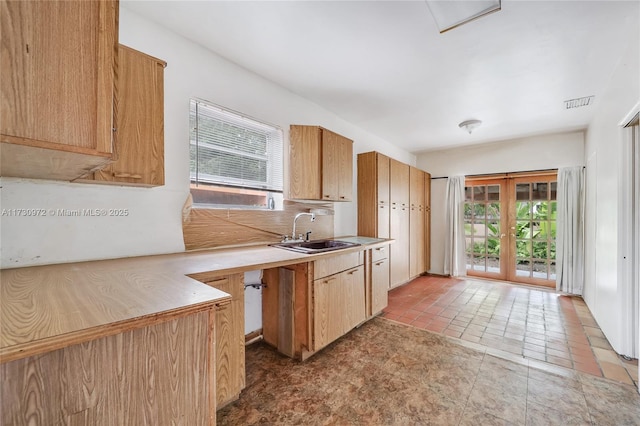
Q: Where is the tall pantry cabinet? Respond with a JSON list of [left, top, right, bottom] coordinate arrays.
[[358, 152, 431, 289]]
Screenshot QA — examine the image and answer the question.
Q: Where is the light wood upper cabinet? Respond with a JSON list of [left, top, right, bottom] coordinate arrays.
[[0, 0, 118, 181], [289, 125, 353, 201], [93, 45, 166, 186]]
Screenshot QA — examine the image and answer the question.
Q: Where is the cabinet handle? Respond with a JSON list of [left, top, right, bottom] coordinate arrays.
[[374, 261, 385, 266], [114, 172, 142, 179], [340, 196, 346, 199], [323, 276, 338, 283], [346, 267, 359, 275], [376, 247, 385, 252]]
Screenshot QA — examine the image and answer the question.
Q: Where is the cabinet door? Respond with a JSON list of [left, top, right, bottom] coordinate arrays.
[[371, 257, 390, 316], [377, 203, 390, 239], [389, 159, 410, 206], [425, 172, 432, 272], [289, 125, 322, 200], [204, 274, 245, 408], [376, 153, 390, 238], [94, 45, 166, 186], [343, 265, 366, 331], [321, 129, 340, 201], [0, 0, 117, 180], [313, 275, 342, 350], [410, 167, 425, 208], [377, 153, 390, 205], [410, 205, 425, 277], [390, 205, 410, 288], [321, 129, 353, 201], [337, 133, 353, 201], [409, 167, 425, 277]]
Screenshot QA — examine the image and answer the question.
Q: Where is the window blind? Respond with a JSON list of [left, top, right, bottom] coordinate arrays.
[[189, 99, 284, 192]]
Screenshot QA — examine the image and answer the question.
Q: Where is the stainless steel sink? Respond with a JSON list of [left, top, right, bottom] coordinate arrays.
[[270, 239, 360, 254]]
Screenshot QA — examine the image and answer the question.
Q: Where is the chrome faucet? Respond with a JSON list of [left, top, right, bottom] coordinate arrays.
[[289, 212, 315, 242]]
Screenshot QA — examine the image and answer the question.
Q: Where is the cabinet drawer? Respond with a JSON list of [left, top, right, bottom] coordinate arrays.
[[371, 245, 388, 263], [314, 251, 363, 280]]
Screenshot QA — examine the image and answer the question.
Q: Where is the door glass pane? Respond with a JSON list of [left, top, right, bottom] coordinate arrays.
[[550, 182, 557, 200], [487, 185, 500, 201], [549, 261, 557, 279], [533, 201, 549, 220], [473, 255, 485, 271], [487, 256, 500, 273], [532, 241, 547, 260], [516, 260, 531, 277], [517, 220, 531, 239], [516, 183, 530, 200], [516, 240, 531, 258], [532, 261, 547, 279], [488, 202, 501, 219], [516, 202, 531, 219], [473, 203, 486, 219], [532, 182, 548, 200], [474, 186, 487, 201], [465, 186, 472, 201]]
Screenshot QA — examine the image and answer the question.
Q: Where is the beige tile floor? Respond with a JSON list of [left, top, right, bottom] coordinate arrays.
[[382, 275, 638, 386], [219, 317, 640, 425]]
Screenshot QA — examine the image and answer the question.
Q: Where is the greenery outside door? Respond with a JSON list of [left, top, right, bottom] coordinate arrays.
[[465, 173, 558, 287]]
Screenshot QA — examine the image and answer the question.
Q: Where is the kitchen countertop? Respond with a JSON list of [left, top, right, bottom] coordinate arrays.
[[0, 236, 391, 363]]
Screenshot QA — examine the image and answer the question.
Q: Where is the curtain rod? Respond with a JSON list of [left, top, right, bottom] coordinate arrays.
[[430, 167, 583, 180]]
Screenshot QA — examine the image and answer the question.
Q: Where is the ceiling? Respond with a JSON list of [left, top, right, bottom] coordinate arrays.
[[122, 1, 639, 153]]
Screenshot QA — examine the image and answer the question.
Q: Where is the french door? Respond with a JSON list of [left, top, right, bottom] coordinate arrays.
[[464, 173, 558, 287]]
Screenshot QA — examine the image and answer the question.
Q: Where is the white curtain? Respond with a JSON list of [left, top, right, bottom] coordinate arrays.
[[556, 166, 585, 294], [444, 176, 467, 277]]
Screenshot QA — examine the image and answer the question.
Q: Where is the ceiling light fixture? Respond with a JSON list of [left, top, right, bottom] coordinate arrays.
[[425, 0, 501, 33], [459, 119, 482, 134]]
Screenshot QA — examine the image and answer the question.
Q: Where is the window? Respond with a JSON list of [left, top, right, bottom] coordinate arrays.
[[189, 99, 284, 209]]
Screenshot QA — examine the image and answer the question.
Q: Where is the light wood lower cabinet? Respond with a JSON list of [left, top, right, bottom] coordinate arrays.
[[262, 251, 366, 360], [369, 245, 390, 317], [314, 264, 365, 350], [198, 274, 245, 409], [0, 310, 216, 425]]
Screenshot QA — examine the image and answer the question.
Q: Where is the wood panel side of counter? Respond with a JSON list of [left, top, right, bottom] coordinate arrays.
[[1, 310, 215, 425]]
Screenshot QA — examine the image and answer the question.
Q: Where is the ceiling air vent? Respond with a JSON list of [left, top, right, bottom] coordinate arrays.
[[564, 96, 595, 109]]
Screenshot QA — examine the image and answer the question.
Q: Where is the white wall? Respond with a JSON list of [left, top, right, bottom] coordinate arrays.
[[583, 31, 639, 355], [0, 6, 414, 269], [417, 131, 585, 275]]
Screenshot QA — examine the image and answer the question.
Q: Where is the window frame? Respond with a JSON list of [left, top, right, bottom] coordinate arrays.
[[189, 99, 284, 210]]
